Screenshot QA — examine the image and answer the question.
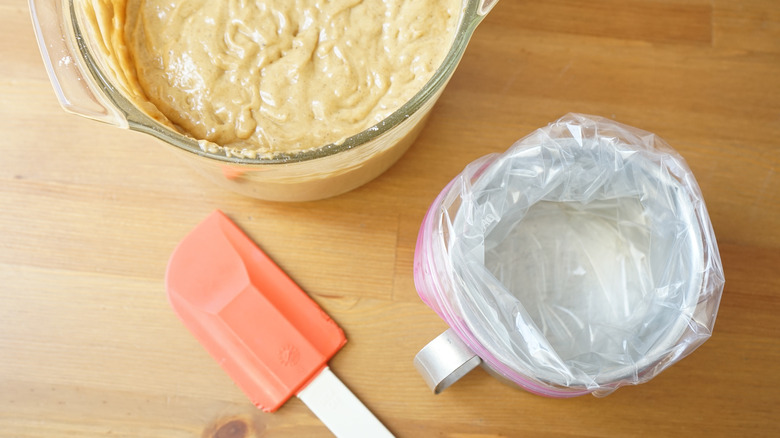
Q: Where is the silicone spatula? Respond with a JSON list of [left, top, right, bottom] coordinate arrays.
[[165, 210, 393, 437]]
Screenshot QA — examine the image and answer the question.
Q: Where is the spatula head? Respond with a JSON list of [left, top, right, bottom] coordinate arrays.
[[165, 210, 346, 412]]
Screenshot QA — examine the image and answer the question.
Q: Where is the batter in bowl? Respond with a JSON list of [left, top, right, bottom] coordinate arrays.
[[86, 0, 460, 158]]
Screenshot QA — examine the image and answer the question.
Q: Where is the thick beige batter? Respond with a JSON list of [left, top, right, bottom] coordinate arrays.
[[89, 0, 460, 158]]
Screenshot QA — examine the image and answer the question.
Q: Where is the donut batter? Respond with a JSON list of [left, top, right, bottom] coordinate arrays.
[[86, 0, 460, 158]]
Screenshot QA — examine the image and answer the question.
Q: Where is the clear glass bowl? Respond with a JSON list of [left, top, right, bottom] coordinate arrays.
[[29, 0, 498, 201]]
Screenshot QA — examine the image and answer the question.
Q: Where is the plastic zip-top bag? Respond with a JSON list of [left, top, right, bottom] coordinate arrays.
[[414, 114, 725, 397]]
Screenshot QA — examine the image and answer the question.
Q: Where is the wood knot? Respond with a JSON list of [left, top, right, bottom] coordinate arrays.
[[212, 419, 248, 438]]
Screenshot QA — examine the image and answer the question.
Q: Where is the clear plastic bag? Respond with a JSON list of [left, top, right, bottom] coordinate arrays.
[[414, 113, 725, 397]]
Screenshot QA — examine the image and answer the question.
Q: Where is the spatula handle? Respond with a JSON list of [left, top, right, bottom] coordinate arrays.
[[298, 367, 394, 438]]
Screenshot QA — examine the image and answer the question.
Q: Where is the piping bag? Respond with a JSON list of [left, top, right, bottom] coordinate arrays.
[[165, 210, 393, 437]]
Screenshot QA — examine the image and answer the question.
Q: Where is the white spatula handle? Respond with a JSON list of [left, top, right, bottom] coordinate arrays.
[[298, 367, 394, 438]]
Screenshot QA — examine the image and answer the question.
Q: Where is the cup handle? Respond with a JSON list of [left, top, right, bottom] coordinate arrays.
[[478, 0, 499, 15], [29, 0, 126, 126], [414, 329, 481, 394]]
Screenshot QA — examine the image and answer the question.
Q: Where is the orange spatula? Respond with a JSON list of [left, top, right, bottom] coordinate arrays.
[[165, 210, 393, 437]]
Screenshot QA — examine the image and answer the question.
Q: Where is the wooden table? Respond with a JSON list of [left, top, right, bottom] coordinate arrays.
[[2, 0, 778, 436]]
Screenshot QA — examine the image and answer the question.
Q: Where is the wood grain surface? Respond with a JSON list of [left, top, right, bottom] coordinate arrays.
[[1, 0, 779, 436]]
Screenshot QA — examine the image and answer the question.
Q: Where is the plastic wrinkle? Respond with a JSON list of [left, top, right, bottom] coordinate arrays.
[[414, 114, 725, 397]]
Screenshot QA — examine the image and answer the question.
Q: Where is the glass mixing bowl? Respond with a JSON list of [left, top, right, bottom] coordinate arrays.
[[29, 0, 498, 201]]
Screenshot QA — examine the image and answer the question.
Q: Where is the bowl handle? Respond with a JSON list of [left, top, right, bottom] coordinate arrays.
[[414, 329, 482, 394], [478, 0, 499, 15], [29, 0, 126, 127]]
